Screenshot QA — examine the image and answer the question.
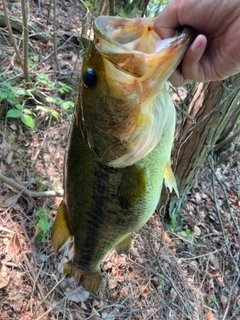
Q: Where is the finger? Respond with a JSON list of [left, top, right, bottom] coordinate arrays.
[[168, 35, 207, 86], [181, 34, 207, 82], [168, 70, 190, 87], [153, 2, 180, 39]]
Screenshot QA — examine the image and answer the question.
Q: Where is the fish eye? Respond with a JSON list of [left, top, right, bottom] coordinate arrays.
[[82, 68, 97, 88]]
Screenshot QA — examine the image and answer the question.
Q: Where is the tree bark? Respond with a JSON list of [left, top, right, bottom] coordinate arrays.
[[160, 73, 240, 217]]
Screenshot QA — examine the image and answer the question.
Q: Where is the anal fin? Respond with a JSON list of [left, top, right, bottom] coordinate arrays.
[[51, 200, 73, 252], [64, 262, 102, 293], [114, 233, 132, 255]]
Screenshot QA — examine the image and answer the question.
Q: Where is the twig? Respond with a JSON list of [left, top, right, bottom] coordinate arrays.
[[208, 156, 227, 241], [0, 173, 63, 198], [147, 234, 197, 318], [53, 0, 60, 72], [20, 0, 31, 86], [8, 34, 76, 82], [214, 126, 240, 151], [32, 276, 66, 320], [2, 0, 24, 70], [208, 155, 240, 274], [207, 156, 240, 238]]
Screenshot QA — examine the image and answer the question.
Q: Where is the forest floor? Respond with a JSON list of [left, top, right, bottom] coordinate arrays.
[[0, 1, 240, 320]]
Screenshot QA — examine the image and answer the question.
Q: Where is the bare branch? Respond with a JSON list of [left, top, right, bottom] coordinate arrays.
[[0, 173, 63, 198]]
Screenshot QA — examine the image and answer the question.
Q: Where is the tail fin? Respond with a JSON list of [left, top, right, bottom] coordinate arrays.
[[64, 262, 102, 293]]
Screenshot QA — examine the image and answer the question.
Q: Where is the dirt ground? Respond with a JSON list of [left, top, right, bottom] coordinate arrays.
[[0, 1, 240, 319]]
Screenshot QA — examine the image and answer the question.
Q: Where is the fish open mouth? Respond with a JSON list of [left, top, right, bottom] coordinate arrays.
[[94, 16, 193, 81], [85, 16, 193, 168]]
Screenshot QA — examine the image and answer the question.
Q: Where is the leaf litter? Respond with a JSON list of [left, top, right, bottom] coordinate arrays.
[[0, 1, 240, 320]]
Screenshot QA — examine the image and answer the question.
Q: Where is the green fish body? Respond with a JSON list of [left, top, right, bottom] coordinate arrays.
[[51, 16, 193, 293]]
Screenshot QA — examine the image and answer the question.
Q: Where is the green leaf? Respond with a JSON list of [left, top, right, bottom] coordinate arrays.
[[0, 92, 9, 100], [16, 104, 23, 110], [180, 231, 188, 237], [50, 110, 60, 120], [67, 114, 73, 121], [36, 105, 59, 120], [22, 108, 35, 116], [36, 105, 48, 111], [45, 96, 55, 103], [61, 101, 74, 110], [158, 278, 166, 287], [38, 218, 48, 234], [21, 114, 35, 128], [58, 81, 73, 92], [6, 109, 22, 118], [15, 88, 30, 96], [0, 81, 12, 90], [55, 97, 63, 105]]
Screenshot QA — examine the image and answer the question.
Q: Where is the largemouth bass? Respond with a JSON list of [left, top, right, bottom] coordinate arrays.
[[51, 16, 193, 293]]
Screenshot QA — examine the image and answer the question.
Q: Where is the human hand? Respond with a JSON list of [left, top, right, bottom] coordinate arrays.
[[153, 0, 240, 86]]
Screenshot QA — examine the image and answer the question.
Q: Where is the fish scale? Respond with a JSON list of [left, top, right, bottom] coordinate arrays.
[[51, 16, 193, 293]]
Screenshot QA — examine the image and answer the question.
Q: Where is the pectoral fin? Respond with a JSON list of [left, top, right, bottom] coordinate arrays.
[[51, 200, 73, 252], [163, 163, 179, 197], [64, 262, 102, 293], [118, 167, 147, 209]]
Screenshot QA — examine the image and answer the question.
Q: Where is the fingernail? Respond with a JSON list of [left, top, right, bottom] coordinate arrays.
[[191, 38, 202, 51]]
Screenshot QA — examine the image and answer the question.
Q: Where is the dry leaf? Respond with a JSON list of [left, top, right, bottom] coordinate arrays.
[[6, 150, 14, 164], [19, 312, 33, 320], [108, 278, 118, 290], [8, 233, 21, 256], [220, 295, 228, 308], [102, 311, 121, 320], [194, 226, 201, 236], [104, 261, 113, 271], [206, 311, 217, 320], [206, 202, 214, 209], [6, 292, 26, 312], [3, 193, 22, 206], [0, 265, 10, 289], [142, 287, 149, 297], [67, 287, 90, 303], [80, 301, 88, 310], [120, 286, 129, 297], [31, 224, 42, 244]]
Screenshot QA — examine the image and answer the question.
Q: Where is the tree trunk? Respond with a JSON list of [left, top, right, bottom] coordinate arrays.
[[160, 73, 240, 218]]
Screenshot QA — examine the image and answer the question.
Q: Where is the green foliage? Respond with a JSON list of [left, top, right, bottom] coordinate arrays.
[[146, 0, 170, 16], [36, 73, 74, 121], [34, 208, 52, 243], [158, 277, 166, 287], [28, 53, 39, 67], [0, 72, 75, 128], [179, 227, 194, 241], [0, 81, 36, 128]]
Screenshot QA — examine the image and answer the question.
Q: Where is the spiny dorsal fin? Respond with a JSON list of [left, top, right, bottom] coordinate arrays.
[[163, 162, 179, 197], [51, 200, 73, 252]]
